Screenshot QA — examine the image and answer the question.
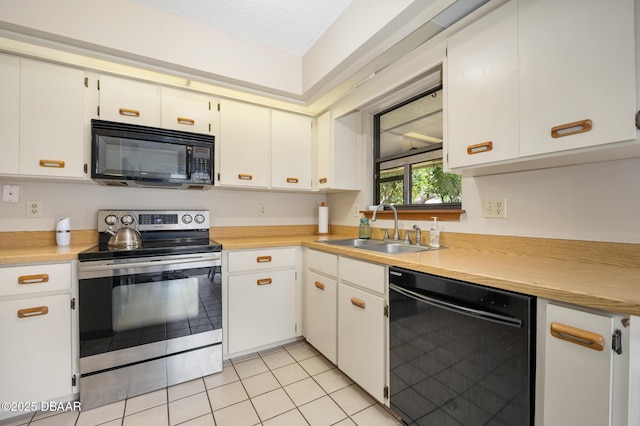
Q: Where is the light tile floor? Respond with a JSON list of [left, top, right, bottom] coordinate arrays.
[[4, 341, 402, 426]]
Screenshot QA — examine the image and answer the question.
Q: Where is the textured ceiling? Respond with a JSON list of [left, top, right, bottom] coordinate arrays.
[[134, 0, 353, 57]]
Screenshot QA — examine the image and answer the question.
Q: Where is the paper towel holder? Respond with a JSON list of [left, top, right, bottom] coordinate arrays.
[[315, 202, 332, 236]]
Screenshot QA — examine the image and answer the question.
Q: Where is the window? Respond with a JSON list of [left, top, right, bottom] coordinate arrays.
[[374, 85, 461, 209]]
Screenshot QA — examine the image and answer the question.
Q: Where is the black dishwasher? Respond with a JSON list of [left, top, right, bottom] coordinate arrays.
[[389, 267, 535, 425]]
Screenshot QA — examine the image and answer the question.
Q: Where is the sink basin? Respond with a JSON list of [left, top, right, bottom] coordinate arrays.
[[359, 243, 431, 254], [318, 238, 431, 254], [319, 238, 385, 247]]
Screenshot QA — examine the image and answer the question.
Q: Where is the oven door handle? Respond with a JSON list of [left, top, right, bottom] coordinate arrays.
[[389, 283, 523, 328], [80, 255, 219, 273]]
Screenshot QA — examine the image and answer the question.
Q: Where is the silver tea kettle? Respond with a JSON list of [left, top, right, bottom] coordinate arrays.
[[106, 214, 142, 249]]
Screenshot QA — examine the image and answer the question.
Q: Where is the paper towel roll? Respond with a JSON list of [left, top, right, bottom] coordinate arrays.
[[318, 206, 329, 234]]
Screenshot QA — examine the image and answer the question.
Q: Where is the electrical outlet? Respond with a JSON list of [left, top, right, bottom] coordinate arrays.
[[27, 200, 43, 218], [354, 203, 360, 217], [258, 204, 267, 216], [483, 198, 507, 218]]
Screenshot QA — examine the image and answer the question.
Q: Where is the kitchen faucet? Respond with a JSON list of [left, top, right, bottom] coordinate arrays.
[[371, 203, 399, 240]]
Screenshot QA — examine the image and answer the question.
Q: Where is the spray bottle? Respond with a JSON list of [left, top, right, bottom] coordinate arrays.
[[429, 217, 440, 249]]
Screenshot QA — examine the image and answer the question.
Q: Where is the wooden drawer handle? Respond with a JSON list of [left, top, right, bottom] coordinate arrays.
[[177, 117, 195, 126], [319, 177, 328, 184], [238, 174, 253, 180], [551, 119, 592, 138], [550, 322, 604, 351], [286, 177, 299, 184], [314, 281, 325, 291], [39, 160, 65, 168], [119, 108, 140, 117], [256, 256, 272, 263], [257, 278, 272, 286], [350, 297, 366, 310], [18, 274, 49, 285], [466, 141, 493, 155], [18, 306, 49, 318]]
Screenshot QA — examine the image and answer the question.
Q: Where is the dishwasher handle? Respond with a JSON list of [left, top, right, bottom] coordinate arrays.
[[390, 283, 523, 328]]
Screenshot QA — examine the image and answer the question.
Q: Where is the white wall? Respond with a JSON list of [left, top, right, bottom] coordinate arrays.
[[0, 180, 325, 232], [328, 156, 640, 244]]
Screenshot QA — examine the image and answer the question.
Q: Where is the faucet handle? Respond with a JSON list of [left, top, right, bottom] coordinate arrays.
[[403, 230, 412, 244]]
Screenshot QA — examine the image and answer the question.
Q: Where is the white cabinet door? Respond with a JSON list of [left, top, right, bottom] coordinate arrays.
[[228, 269, 296, 354], [0, 54, 19, 175], [161, 87, 214, 134], [271, 110, 312, 190], [99, 74, 161, 127], [338, 283, 385, 402], [446, 1, 519, 168], [0, 294, 72, 402], [316, 111, 359, 191], [543, 303, 615, 426], [19, 59, 86, 178], [218, 99, 270, 188], [519, 0, 636, 156], [305, 270, 337, 364]]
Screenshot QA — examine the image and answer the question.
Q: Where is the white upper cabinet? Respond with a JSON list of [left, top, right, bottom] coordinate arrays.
[[519, 0, 636, 156], [161, 87, 215, 135], [316, 111, 359, 191], [218, 99, 270, 188], [271, 110, 313, 190], [0, 54, 20, 175], [19, 59, 86, 178], [446, 1, 519, 168], [99, 74, 161, 127]]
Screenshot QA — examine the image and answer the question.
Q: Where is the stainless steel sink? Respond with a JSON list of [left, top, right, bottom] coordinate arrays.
[[318, 238, 431, 254], [359, 243, 431, 254], [319, 238, 385, 247]]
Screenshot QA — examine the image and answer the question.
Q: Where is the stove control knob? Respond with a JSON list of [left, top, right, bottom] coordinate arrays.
[[104, 214, 118, 226], [182, 214, 193, 224], [121, 215, 134, 226], [194, 214, 205, 224]]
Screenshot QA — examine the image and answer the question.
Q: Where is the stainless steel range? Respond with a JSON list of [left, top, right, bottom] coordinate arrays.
[[78, 210, 222, 409]]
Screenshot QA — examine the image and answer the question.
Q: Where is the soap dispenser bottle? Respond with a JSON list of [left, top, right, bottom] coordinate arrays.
[[359, 218, 371, 239], [429, 217, 440, 249]]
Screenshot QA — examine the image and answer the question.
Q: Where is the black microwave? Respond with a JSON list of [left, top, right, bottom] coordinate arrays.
[[91, 119, 214, 189]]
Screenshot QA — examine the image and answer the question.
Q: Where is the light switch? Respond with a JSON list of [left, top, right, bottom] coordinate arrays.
[[2, 185, 19, 202]]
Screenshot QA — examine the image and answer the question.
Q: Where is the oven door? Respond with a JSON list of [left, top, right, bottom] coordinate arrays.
[[78, 253, 222, 375]]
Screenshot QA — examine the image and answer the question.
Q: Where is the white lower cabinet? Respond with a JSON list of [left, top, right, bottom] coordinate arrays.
[[0, 262, 75, 421], [304, 249, 388, 403], [337, 282, 385, 402], [305, 270, 338, 364], [542, 302, 629, 426], [226, 247, 300, 355]]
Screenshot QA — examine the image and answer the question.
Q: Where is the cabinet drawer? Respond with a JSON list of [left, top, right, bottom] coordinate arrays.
[[227, 247, 296, 273], [338, 257, 385, 294], [306, 249, 337, 277], [0, 263, 71, 297]]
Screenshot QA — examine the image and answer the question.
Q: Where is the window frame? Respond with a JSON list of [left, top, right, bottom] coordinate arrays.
[[373, 84, 462, 210]]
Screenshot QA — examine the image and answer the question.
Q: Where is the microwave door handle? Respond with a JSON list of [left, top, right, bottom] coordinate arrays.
[[186, 146, 193, 179]]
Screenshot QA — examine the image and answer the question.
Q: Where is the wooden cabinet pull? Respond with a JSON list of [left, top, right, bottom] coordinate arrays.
[[314, 281, 325, 291], [551, 119, 592, 138], [39, 160, 65, 168], [177, 117, 195, 126], [18, 306, 49, 318], [257, 278, 272, 286], [18, 274, 49, 285], [319, 177, 328, 184], [256, 256, 272, 263], [286, 177, 299, 184], [550, 322, 604, 351], [238, 174, 253, 180], [350, 297, 366, 309], [466, 141, 493, 155], [119, 108, 140, 117]]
